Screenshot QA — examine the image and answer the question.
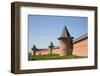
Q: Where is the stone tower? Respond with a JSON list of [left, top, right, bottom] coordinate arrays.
[[31, 44, 38, 55], [48, 42, 54, 55], [58, 26, 73, 56]]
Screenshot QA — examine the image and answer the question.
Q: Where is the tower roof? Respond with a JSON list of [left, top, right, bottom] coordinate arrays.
[[31, 44, 38, 50], [58, 26, 71, 39], [61, 26, 71, 37], [49, 41, 54, 47]]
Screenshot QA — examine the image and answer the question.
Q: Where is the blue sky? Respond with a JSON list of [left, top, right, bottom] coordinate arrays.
[[28, 15, 88, 51]]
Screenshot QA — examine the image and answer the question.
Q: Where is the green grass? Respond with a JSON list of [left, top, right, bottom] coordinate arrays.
[[28, 53, 87, 61]]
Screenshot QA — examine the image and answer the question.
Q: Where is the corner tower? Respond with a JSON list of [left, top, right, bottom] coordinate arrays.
[[58, 26, 73, 56]]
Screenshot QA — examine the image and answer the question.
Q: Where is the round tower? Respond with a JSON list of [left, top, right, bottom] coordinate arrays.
[[48, 41, 54, 55], [31, 44, 38, 55], [58, 26, 73, 56]]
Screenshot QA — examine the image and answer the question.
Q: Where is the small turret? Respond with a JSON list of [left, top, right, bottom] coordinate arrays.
[[48, 41, 54, 55], [31, 44, 38, 55]]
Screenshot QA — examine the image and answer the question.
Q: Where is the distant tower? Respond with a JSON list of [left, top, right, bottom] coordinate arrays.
[[31, 44, 38, 55], [58, 26, 73, 56], [48, 42, 54, 55]]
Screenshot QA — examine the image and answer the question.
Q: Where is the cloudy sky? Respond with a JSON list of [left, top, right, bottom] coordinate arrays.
[[28, 15, 88, 51]]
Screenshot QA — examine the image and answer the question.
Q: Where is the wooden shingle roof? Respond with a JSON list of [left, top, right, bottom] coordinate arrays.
[[73, 33, 88, 43], [58, 26, 73, 39]]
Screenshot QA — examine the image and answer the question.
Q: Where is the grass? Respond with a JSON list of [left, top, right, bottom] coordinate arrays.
[[28, 53, 87, 61]]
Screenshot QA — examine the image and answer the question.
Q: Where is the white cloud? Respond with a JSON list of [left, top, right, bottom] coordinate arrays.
[[39, 36, 47, 40]]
